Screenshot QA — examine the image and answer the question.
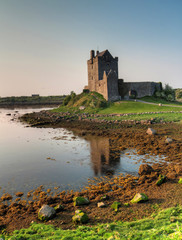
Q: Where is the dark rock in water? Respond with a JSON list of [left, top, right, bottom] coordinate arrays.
[[138, 164, 153, 175], [38, 204, 56, 221]]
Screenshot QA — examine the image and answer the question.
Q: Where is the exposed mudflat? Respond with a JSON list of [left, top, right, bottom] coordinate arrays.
[[0, 111, 182, 234]]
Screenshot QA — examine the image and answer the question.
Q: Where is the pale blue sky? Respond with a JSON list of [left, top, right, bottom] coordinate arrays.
[[0, 0, 182, 97]]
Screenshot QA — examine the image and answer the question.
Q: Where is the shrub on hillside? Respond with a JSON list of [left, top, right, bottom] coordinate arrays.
[[154, 84, 175, 102], [62, 91, 76, 106], [176, 89, 182, 101]]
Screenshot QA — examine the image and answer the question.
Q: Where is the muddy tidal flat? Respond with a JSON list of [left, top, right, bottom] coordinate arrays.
[[0, 109, 182, 233]]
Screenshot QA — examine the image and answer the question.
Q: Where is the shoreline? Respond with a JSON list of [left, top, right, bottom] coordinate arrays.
[[0, 102, 60, 108], [0, 111, 182, 234]]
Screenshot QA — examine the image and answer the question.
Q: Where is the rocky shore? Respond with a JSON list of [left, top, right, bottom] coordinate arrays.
[[20, 110, 182, 126], [0, 111, 182, 234]]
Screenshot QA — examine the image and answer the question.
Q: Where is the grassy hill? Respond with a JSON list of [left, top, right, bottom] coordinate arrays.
[[53, 91, 182, 122]]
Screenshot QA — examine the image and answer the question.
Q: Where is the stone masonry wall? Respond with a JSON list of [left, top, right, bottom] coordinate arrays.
[[122, 82, 161, 98]]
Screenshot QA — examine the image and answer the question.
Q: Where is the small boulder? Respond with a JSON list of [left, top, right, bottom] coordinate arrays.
[[72, 210, 89, 224], [54, 204, 64, 212], [97, 202, 106, 208], [79, 106, 85, 110], [38, 205, 56, 221], [138, 164, 153, 175], [165, 138, 173, 144], [131, 193, 148, 203], [146, 128, 156, 135], [156, 175, 166, 186], [111, 201, 121, 212], [73, 196, 89, 206]]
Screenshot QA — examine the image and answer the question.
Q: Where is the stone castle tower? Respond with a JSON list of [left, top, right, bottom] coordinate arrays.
[[86, 49, 162, 101], [87, 50, 121, 101]]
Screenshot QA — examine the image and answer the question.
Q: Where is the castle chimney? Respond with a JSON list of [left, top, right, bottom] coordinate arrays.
[[90, 50, 95, 59], [96, 50, 99, 55]]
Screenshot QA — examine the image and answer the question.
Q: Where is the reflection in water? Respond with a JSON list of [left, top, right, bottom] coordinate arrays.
[[0, 107, 166, 194], [89, 137, 120, 176]]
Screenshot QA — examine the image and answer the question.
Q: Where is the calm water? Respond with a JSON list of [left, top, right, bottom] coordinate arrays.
[[0, 107, 166, 195]]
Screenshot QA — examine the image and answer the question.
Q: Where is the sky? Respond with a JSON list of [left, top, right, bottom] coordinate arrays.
[[0, 0, 182, 97]]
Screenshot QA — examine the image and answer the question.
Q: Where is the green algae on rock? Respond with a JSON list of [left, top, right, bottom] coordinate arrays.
[[72, 210, 89, 224], [73, 196, 90, 206], [156, 175, 166, 186], [178, 178, 182, 184], [131, 193, 148, 203], [111, 202, 121, 212]]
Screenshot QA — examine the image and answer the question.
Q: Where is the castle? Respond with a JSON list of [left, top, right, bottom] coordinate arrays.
[[86, 49, 161, 101]]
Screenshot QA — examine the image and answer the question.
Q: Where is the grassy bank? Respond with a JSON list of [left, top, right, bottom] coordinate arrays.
[[2, 206, 182, 239], [52, 92, 182, 122]]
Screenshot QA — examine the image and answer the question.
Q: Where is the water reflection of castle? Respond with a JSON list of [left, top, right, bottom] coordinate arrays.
[[89, 137, 120, 176]]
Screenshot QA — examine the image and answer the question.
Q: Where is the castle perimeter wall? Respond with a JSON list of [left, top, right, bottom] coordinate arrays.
[[121, 82, 161, 99]]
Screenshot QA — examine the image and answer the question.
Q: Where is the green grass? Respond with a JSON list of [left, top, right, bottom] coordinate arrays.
[[139, 96, 182, 105], [53, 101, 182, 122], [97, 101, 182, 115], [2, 206, 182, 239], [52, 94, 182, 122]]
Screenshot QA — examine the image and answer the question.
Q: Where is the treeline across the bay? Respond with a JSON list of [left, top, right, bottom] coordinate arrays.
[[0, 95, 66, 106]]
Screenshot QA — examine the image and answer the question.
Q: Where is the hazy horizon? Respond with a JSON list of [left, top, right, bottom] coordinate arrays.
[[0, 0, 182, 97]]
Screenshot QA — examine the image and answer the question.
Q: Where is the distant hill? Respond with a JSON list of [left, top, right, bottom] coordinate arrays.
[[0, 95, 66, 106]]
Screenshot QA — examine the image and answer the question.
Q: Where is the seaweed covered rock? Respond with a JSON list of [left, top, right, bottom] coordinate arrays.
[[111, 201, 121, 212], [38, 205, 56, 221], [72, 210, 89, 224], [54, 204, 64, 212], [156, 175, 166, 186], [73, 196, 90, 206], [131, 193, 148, 203]]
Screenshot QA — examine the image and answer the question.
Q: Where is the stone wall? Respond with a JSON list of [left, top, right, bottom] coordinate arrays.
[[98, 55, 118, 80], [107, 71, 121, 101], [87, 58, 99, 91], [120, 82, 161, 99]]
